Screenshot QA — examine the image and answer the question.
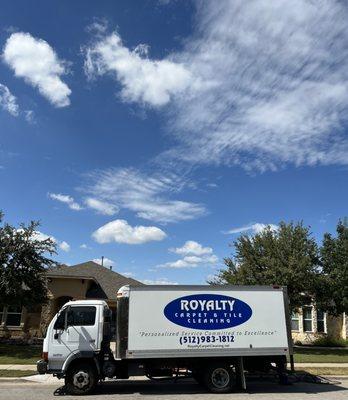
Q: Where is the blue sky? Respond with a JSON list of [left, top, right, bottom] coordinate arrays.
[[1, 0, 347, 285]]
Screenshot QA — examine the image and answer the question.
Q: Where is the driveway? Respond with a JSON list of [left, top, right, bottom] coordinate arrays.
[[0, 377, 347, 400]]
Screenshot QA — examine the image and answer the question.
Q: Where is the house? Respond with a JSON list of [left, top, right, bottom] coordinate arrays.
[[291, 306, 347, 344], [0, 261, 143, 340]]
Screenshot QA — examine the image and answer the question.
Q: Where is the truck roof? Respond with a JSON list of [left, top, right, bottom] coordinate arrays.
[[64, 299, 108, 307]]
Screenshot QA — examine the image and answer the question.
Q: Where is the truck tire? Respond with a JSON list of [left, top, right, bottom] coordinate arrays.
[[65, 362, 98, 395], [203, 364, 234, 393]]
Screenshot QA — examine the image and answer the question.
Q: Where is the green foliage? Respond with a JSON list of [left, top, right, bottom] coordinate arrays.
[[320, 220, 348, 315], [311, 336, 347, 348], [212, 222, 321, 312], [0, 212, 56, 308]]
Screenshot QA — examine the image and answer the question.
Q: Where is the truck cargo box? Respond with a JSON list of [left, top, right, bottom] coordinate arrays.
[[117, 285, 292, 360]]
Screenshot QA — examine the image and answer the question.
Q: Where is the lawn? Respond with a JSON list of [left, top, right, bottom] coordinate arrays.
[[0, 343, 347, 365], [0, 369, 37, 378], [293, 347, 348, 363], [0, 344, 41, 365], [297, 367, 348, 376]]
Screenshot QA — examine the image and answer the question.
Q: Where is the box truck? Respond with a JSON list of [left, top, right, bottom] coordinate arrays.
[[37, 285, 293, 394]]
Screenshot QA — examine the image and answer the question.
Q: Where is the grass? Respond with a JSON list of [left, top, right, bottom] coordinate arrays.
[[0, 344, 41, 365], [293, 347, 348, 363], [296, 367, 348, 376], [0, 370, 37, 378], [0, 343, 347, 366]]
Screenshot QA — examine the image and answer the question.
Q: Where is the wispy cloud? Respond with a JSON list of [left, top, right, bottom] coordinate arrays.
[[89, 1, 348, 170], [48, 192, 83, 211], [92, 219, 167, 245], [163, 0, 348, 169], [224, 223, 278, 235], [83, 31, 193, 107], [0, 83, 19, 116], [84, 167, 206, 223], [3, 32, 71, 107], [84, 197, 119, 216]]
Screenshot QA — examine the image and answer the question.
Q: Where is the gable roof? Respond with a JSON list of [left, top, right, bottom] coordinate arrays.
[[47, 261, 143, 301]]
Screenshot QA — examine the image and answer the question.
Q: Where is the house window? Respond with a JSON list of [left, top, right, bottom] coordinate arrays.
[[6, 306, 22, 326], [303, 307, 313, 332], [291, 310, 300, 331], [317, 310, 326, 333]]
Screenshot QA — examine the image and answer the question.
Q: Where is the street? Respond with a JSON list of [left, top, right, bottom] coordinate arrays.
[[0, 377, 347, 400]]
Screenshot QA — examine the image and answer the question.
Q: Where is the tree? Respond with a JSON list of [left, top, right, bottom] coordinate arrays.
[[0, 212, 56, 308], [212, 222, 321, 312], [320, 219, 348, 315]]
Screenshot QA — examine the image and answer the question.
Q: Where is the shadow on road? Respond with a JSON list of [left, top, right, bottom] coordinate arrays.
[[53, 377, 347, 397]]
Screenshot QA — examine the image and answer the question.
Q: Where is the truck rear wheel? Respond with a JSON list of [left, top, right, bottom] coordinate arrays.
[[203, 364, 234, 393], [65, 362, 97, 395]]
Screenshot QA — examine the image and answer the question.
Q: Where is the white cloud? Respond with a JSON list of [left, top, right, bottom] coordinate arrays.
[[84, 197, 118, 216], [92, 219, 167, 245], [3, 32, 71, 107], [32, 230, 56, 243], [152, 0, 348, 170], [0, 83, 19, 116], [224, 223, 279, 235], [84, 31, 192, 107], [160, 240, 218, 269], [170, 240, 213, 256], [142, 278, 178, 285], [59, 241, 70, 252], [31, 230, 70, 253], [85, 167, 206, 223], [159, 254, 218, 269], [93, 257, 115, 266], [80, 243, 90, 249], [48, 192, 83, 211]]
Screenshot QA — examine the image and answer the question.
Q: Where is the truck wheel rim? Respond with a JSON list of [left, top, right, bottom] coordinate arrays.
[[73, 371, 90, 389], [211, 368, 230, 388]]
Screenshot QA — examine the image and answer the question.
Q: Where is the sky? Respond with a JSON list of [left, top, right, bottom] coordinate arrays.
[[1, 0, 347, 285]]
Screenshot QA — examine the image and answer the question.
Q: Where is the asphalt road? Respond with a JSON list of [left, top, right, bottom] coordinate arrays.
[[0, 378, 347, 400]]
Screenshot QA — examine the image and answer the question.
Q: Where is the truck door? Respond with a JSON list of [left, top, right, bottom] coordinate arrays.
[[48, 306, 99, 370], [65, 305, 99, 351]]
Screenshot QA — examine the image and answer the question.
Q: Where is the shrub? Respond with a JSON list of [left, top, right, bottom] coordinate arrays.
[[312, 336, 347, 347]]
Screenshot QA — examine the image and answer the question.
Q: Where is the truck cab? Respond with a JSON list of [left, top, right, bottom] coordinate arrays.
[[38, 299, 112, 393]]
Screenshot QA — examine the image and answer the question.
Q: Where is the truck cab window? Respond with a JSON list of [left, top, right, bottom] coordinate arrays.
[[67, 306, 96, 326]]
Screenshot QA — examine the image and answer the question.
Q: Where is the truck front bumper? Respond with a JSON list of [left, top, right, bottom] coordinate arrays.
[[37, 360, 48, 374]]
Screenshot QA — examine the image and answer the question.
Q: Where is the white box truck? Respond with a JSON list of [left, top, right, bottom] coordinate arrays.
[[37, 285, 293, 394]]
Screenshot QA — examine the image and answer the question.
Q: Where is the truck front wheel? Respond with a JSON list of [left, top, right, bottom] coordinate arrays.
[[65, 362, 98, 395], [203, 364, 234, 393]]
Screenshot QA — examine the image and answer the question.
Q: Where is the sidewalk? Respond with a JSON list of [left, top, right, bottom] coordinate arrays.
[[0, 363, 348, 371], [0, 364, 37, 370]]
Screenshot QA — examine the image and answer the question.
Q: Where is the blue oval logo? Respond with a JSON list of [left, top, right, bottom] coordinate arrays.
[[164, 294, 252, 330]]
